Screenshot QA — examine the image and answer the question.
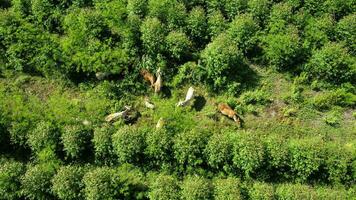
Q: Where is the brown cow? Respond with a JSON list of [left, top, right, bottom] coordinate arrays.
[[140, 69, 156, 87], [218, 103, 243, 127]]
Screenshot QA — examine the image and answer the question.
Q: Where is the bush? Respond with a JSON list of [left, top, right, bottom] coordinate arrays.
[[207, 11, 226, 40], [115, 164, 147, 200], [127, 0, 147, 17], [181, 175, 212, 200], [213, 177, 242, 200], [186, 6, 207, 47], [0, 160, 25, 200], [174, 129, 210, 169], [336, 14, 355, 55], [232, 131, 265, 177], [83, 167, 118, 200], [303, 15, 335, 50], [200, 33, 244, 93], [148, 173, 180, 200], [316, 187, 349, 199], [27, 121, 60, 153], [239, 89, 271, 105], [205, 132, 233, 171], [227, 14, 259, 55], [145, 128, 173, 166], [21, 164, 57, 200], [51, 165, 86, 200], [249, 182, 274, 200], [264, 134, 289, 169], [288, 137, 325, 182], [165, 31, 192, 62], [223, 0, 248, 20], [31, 0, 62, 32], [92, 125, 115, 165], [325, 142, 353, 184], [61, 125, 92, 159], [275, 183, 317, 199], [312, 88, 356, 110], [263, 26, 303, 71], [112, 126, 146, 164], [140, 17, 165, 57], [248, 0, 272, 25], [305, 42, 355, 84]]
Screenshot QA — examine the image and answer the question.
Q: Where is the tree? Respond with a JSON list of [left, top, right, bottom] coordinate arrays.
[[165, 31, 192, 62], [27, 121, 60, 153], [83, 167, 118, 200], [186, 6, 207, 47], [207, 10, 227, 39], [61, 125, 92, 159], [205, 132, 233, 171], [181, 175, 212, 200], [336, 14, 356, 55], [92, 125, 115, 165]]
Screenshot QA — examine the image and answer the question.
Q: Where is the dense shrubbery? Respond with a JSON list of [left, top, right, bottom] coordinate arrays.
[[0, 0, 355, 199]]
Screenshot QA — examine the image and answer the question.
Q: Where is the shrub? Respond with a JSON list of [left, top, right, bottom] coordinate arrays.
[[83, 167, 118, 200], [263, 26, 302, 71], [324, 142, 353, 184], [205, 132, 233, 171], [165, 31, 192, 62], [186, 6, 207, 47], [127, 0, 147, 17], [200, 33, 244, 93], [181, 175, 212, 200], [227, 14, 259, 55], [148, 173, 180, 200], [61, 125, 92, 159], [140, 17, 165, 57], [174, 129, 210, 169], [239, 89, 271, 105], [112, 126, 146, 164], [213, 177, 242, 200], [316, 187, 349, 199], [145, 128, 173, 166], [312, 88, 356, 110], [115, 164, 147, 199], [249, 182, 274, 200], [248, 0, 272, 25], [0, 160, 25, 199], [31, 0, 62, 32], [11, 0, 31, 17], [288, 137, 325, 182], [336, 14, 355, 55], [27, 121, 60, 153], [264, 134, 289, 169], [51, 165, 86, 200], [275, 183, 317, 199], [92, 125, 115, 165], [305, 42, 355, 84], [207, 10, 227, 39], [232, 131, 265, 177], [223, 0, 248, 20], [21, 164, 57, 200], [323, 110, 342, 126], [303, 15, 335, 50]]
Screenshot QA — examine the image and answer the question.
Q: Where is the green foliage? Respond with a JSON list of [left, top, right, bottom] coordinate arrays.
[[264, 134, 289, 168], [263, 26, 302, 71], [239, 89, 271, 105], [305, 42, 355, 84], [213, 177, 242, 200], [10, 0, 31, 17], [145, 128, 173, 166], [21, 163, 57, 200], [140, 17, 165, 57], [288, 137, 325, 182], [205, 132, 233, 171], [223, 0, 248, 20], [27, 121, 59, 152], [303, 15, 335, 50], [165, 31, 192, 62], [0, 160, 25, 200], [312, 88, 356, 110], [92, 125, 115, 165], [227, 14, 259, 55], [200, 33, 244, 94], [61, 125, 92, 159], [148, 173, 180, 200], [232, 131, 265, 177], [275, 183, 317, 199], [186, 6, 207, 47], [83, 167, 118, 200], [112, 126, 146, 164], [248, 0, 272, 24], [173, 129, 210, 169], [207, 10, 227, 39], [51, 165, 86, 200], [127, 0, 147, 17], [316, 187, 350, 199], [181, 175, 212, 200], [336, 13, 356, 55], [115, 164, 147, 200], [249, 182, 274, 200]]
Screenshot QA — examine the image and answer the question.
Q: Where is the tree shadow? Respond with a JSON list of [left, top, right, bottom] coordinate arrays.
[[161, 86, 172, 98], [193, 95, 206, 111]]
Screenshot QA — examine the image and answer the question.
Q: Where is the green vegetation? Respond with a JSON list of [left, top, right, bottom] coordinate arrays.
[[0, 0, 355, 199]]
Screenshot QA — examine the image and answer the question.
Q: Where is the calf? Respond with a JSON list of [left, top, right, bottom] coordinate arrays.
[[140, 69, 156, 87], [218, 103, 242, 127]]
